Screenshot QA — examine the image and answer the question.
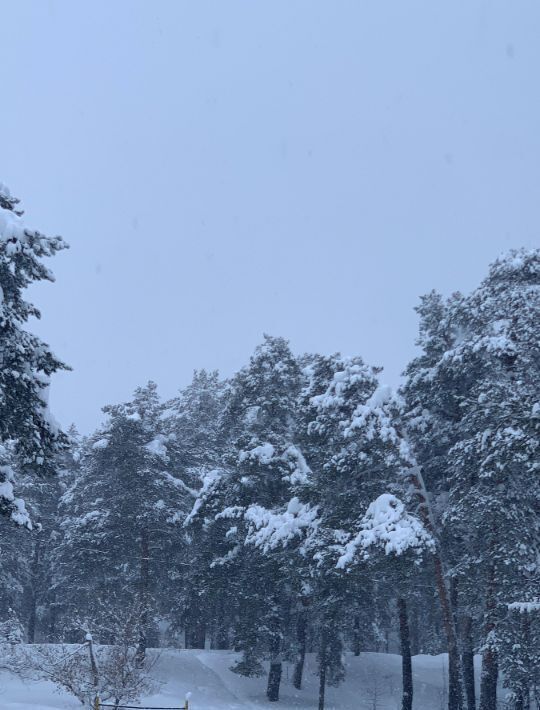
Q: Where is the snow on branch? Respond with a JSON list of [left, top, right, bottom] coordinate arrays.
[[145, 435, 169, 460], [0, 464, 31, 529], [237, 442, 312, 484], [161, 470, 198, 498], [507, 600, 540, 613], [282, 445, 311, 484], [344, 384, 401, 444], [183, 468, 223, 526], [238, 442, 275, 464], [244, 497, 318, 553], [309, 358, 374, 410], [337, 494, 434, 569]]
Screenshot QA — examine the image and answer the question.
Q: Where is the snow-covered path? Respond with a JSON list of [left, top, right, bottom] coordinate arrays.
[[0, 648, 485, 710]]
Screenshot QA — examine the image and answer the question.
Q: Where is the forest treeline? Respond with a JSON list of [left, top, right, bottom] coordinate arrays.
[[0, 184, 539, 710]]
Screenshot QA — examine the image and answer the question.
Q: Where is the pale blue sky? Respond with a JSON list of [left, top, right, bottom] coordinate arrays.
[[1, 1, 539, 432]]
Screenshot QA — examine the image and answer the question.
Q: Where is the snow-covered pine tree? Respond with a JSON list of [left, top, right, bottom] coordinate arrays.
[[442, 250, 539, 710], [161, 369, 225, 649], [0, 182, 68, 526], [0, 448, 32, 636], [402, 289, 476, 710], [22, 425, 83, 643], [499, 602, 540, 709], [0, 606, 25, 644], [163, 369, 225, 472], [297, 353, 418, 709], [295, 353, 379, 704], [185, 336, 306, 701], [403, 249, 540, 710], [51, 383, 188, 659], [337, 493, 435, 710]]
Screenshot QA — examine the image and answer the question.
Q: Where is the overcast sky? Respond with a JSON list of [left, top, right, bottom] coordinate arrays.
[[1, 1, 539, 433]]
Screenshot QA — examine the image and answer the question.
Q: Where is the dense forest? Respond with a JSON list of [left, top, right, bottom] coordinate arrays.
[[0, 184, 539, 710]]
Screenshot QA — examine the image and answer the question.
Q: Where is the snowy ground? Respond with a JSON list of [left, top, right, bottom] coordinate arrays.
[[0, 647, 487, 710]]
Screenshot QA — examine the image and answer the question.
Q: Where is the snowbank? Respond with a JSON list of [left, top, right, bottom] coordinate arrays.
[[0, 647, 502, 710]]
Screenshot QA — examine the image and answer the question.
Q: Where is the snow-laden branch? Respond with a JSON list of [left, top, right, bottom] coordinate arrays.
[[238, 442, 275, 464], [337, 494, 434, 569], [244, 497, 318, 553], [0, 464, 31, 529], [507, 600, 540, 613], [145, 435, 169, 459], [237, 441, 312, 485], [183, 468, 224, 527], [161, 470, 198, 498]]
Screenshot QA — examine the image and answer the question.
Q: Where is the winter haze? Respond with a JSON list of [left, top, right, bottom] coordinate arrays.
[[1, 1, 538, 432], [1, 4, 540, 710]]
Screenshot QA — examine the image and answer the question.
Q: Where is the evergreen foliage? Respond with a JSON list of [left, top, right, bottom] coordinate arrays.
[[1, 238, 538, 710]]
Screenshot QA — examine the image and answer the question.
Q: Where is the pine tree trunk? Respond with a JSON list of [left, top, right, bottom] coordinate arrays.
[[478, 647, 497, 710], [353, 615, 361, 656], [213, 623, 229, 650], [293, 604, 308, 690], [212, 599, 229, 650], [267, 660, 282, 702], [461, 615, 476, 710], [479, 566, 498, 710], [435, 558, 462, 710], [318, 630, 327, 710], [398, 598, 413, 710], [87, 634, 100, 695], [136, 526, 150, 667], [197, 622, 206, 648], [266, 618, 282, 702], [449, 578, 463, 710], [519, 613, 531, 710], [267, 638, 282, 702], [27, 602, 36, 643], [215, 628, 229, 650], [48, 601, 57, 642], [27, 601, 37, 644], [27, 536, 42, 643], [409, 467, 464, 710], [515, 692, 531, 710], [186, 620, 206, 649], [410, 603, 420, 655]]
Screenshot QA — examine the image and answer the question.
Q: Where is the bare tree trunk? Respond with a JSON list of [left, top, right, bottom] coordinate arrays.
[[398, 597, 413, 710], [461, 615, 476, 710]]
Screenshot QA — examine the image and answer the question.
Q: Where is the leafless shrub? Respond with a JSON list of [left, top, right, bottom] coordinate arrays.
[[3, 607, 160, 708]]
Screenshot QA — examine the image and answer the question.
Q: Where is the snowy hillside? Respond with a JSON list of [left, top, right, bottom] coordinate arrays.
[[0, 648, 490, 710]]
